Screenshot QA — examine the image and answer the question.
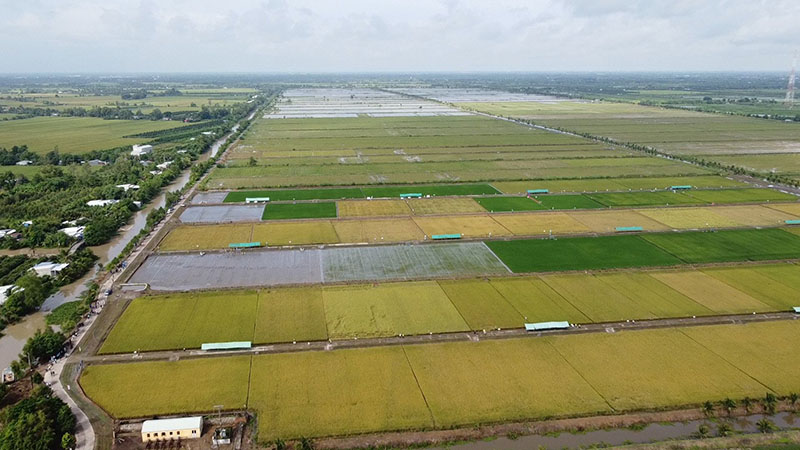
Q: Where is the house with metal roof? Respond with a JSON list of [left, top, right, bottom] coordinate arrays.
[[31, 262, 69, 277], [141, 416, 203, 443]]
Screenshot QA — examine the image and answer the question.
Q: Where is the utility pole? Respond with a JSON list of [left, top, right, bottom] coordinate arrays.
[[786, 53, 797, 109]]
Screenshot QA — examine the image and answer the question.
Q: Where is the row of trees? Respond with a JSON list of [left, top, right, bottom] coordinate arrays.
[[0, 383, 75, 450]]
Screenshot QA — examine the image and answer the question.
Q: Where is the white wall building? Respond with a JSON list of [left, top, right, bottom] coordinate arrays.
[[131, 144, 153, 157], [141, 417, 203, 443], [116, 184, 140, 191], [59, 226, 85, 239], [31, 262, 69, 277], [87, 199, 119, 207]]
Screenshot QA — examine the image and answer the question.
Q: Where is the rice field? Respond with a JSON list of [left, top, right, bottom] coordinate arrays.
[[322, 282, 469, 339], [491, 175, 746, 194], [80, 356, 252, 417], [637, 207, 742, 229], [101, 262, 800, 354], [494, 232, 680, 274], [640, 228, 800, 263], [406, 197, 485, 215], [207, 103, 714, 189], [251, 221, 339, 246], [488, 228, 800, 273], [337, 199, 411, 217], [82, 320, 800, 440], [0, 116, 199, 154], [159, 224, 253, 251], [458, 100, 800, 182], [222, 183, 500, 202], [412, 215, 512, 238], [331, 218, 425, 243], [261, 202, 337, 220], [160, 201, 800, 251]]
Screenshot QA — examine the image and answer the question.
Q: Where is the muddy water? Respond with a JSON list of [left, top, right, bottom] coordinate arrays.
[[210, 124, 239, 158], [0, 313, 46, 370], [445, 412, 799, 450], [0, 148, 204, 370]]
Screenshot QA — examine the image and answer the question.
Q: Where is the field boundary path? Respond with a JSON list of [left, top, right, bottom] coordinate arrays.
[[51, 104, 264, 450], [469, 108, 800, 197], [385, 88, 800, 197], [83, 310, 797, 365]]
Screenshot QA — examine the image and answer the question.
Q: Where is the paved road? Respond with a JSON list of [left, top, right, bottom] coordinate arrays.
[[49, 110, 257, 450], [46, 298, 105, 450], [84, 311, 797, 365]]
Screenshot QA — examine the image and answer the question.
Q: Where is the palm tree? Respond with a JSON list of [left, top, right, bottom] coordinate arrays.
[[790, 393, 799, 411], [273, 439, 286, 450], [298, 437, 314, 450], [764, 393, 777, 415], [721, 398, 737, 416], [717, 422, 733, 437], [742, 397, 753, 413], [703, 401, 715, 417], [696, 424, 710, 439], [756, 418, 775, 434]]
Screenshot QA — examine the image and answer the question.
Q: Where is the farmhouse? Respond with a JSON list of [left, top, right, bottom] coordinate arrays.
[[31, 262, 69, 277], [87, 159, 108, 167], [15, 160, 33, 166], [87, 199, 119, 207], [141, 416, 203, 443], [156, 161, 173, 170], [0, 229, 17, 239], [130, 144, 153, 157], [116, 184, 140, 191], [59, 226, 85, 239]]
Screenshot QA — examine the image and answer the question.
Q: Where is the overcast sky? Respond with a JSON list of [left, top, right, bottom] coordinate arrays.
[[2, 0, 798, 73]]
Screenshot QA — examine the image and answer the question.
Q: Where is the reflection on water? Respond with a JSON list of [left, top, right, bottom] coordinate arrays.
[[0, 313, 45, 371], [445, 412, 800, 450], [0, 159, 198, 369]]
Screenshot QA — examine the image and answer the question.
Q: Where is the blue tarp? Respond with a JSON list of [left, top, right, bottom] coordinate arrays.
[[201, 341, 252, 351], [525, 321, 570, 331]]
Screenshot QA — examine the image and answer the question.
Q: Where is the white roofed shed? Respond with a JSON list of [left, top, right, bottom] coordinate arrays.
[[141, 416, 203, 442]]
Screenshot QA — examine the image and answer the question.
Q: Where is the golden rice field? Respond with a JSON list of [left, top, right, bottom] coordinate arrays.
[[412, 215, 512, 238], [159, 224, 253, 251], [648, 271, 772, 313], [251, 221, 340, 246], [405, 197, 485, 215], [337, 199, 411, 217], [331, 218, 425, 243], [638, 207, 741, 229], [569, 209, 670, 233], [82, 321, 800, 440], [491, 211, 591, 235]]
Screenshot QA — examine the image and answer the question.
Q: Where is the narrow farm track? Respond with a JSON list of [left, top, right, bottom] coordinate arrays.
[[81, 310, 797, 365]]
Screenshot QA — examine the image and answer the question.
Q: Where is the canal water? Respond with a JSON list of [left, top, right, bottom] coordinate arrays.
[[0, 130, 229, 370], [443, 412, 799, 449]]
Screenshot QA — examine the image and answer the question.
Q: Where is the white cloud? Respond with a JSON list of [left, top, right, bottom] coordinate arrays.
[[0, 0, 797, 72]]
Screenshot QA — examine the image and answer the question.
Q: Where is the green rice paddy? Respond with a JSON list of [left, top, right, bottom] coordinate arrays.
[[261, 202, 338, 220]]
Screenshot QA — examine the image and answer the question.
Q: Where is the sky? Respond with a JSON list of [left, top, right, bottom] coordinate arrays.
[[1, 0, 798, 73]]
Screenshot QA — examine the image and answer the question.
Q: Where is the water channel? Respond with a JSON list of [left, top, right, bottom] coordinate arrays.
[[441, 412, 799, 449], [0, 129, 231, 370]]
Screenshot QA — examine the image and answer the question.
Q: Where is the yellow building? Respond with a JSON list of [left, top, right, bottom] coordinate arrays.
[[141, 416, 203, 443]]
